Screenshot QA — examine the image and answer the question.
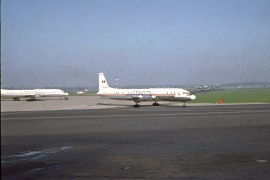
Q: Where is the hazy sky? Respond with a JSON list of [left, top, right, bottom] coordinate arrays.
[[2, 0, 270, 88]]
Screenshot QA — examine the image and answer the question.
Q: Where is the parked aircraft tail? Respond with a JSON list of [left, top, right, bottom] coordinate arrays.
[[98, 73, 111, 94]]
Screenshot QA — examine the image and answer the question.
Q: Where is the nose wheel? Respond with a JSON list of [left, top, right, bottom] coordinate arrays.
[[183, 101, 186, 107]]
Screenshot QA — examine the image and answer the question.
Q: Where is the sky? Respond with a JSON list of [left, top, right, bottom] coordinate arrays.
[[2, 0, 270, 88]]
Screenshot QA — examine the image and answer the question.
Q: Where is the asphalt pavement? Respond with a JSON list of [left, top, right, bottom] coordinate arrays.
[[1, 97, 270, 179]]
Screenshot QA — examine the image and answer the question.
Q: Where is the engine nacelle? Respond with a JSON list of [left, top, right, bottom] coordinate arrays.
[[131, 95, 143, 99], [130, 94, 157, 101]]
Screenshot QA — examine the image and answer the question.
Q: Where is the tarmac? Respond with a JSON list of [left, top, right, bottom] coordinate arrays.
[[1, 96, 270, 179], [1, 95, 267, 112]]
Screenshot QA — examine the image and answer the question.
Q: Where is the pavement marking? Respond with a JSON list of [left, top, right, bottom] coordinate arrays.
[[1, 109, 270, 121], [1, 111, 36, 116], [1, 146, 74, 164]]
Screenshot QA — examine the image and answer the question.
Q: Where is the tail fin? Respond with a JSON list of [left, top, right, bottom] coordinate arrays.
[[98, 73, 110, 94]]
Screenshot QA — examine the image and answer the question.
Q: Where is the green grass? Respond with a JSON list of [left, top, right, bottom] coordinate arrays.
[[191, 88, 270, 103]]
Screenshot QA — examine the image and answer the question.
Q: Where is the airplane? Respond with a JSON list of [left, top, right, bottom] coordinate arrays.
[[195, 84, 220, 91], [199, 85, 212, 91], [1, 89, 69, 101], [97, 73, 196, 107]]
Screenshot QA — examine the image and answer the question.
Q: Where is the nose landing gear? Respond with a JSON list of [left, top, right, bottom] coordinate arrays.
[[183, 101, 186, 107]]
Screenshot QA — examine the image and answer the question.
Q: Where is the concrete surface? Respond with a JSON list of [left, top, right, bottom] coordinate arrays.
[[1, 96, 267, 112]]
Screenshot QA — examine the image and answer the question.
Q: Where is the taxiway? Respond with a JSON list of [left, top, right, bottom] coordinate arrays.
[[1, 96, 270, 179]]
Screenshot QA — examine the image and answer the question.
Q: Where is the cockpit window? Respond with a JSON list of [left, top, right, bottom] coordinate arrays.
[[183, 91, 191, 95]]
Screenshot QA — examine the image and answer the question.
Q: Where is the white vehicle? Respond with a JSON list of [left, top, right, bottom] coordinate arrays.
[[1, 89, 69, 101], [195, 84, 220, 91], [200, 85, 214, 91], [97, 73, 196, 107]]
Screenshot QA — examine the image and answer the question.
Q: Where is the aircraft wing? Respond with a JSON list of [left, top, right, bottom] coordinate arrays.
[[102, 94, 151, 101], [101, 94, 175, 101], [25, 93, 42, 98]]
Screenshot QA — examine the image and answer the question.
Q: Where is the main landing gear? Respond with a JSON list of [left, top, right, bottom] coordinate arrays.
[[133, 101, 140, 107], [26, 98, 36, 101], [152, 102, 159, 106]]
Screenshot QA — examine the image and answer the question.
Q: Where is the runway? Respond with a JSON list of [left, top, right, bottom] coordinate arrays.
[[1, 97, 270, 179]]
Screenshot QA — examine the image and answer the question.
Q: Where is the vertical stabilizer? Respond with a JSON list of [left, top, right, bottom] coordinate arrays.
[[98, 73, 111, 94]]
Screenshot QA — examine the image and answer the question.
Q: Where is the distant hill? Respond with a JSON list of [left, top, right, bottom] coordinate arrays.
[[2, 81, 270, 90]]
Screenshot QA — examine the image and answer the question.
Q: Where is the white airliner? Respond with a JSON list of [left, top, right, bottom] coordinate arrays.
[[97, 73, 196, 107], [1, 89, 69, 101]]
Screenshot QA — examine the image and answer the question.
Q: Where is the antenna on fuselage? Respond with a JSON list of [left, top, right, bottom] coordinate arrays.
[[35, 80, 39, 89], [114, 78, 119, 89]]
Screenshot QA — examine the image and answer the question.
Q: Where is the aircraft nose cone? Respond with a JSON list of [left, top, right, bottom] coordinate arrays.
[[191, 95, 196, 100]]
